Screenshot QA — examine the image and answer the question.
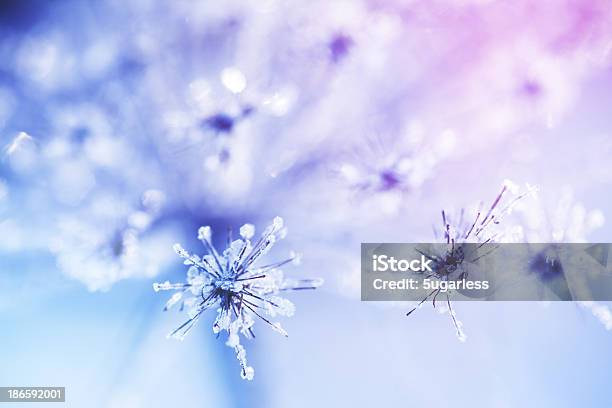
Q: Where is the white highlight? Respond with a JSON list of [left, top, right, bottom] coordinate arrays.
[[221, 67, 247, 94]]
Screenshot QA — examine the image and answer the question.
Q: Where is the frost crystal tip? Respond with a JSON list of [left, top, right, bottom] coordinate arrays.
[[154, 217, 323, 380]]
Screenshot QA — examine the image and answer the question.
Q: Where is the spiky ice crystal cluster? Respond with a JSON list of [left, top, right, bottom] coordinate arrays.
[[436, 180, 539, 245], [154, 216, 323, 380], [407, 181, 538, 342]]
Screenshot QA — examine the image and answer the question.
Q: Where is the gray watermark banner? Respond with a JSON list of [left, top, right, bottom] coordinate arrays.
[[0, 387, 65, 402], [361, 243, 612, 301]]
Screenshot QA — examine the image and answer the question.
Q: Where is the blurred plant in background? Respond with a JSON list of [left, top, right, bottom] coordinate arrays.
[[405, 181, 538, 341], [1, 0, 611, 289]]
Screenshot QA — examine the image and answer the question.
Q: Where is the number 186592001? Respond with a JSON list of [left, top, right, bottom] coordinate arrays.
[[1, 387, 64, 402]]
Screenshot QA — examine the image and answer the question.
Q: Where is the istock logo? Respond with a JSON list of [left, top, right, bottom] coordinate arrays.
[[372, 254, 433, 272]]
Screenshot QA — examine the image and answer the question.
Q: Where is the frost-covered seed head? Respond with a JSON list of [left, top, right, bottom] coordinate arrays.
[[154, 217, 322, 380]]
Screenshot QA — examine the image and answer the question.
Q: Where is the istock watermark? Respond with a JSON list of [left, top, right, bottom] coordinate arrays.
[[371, 254, 433, 272], [361, 243, 612, 301]]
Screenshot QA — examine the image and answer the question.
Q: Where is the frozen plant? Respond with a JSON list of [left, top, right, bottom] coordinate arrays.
[[407, 181, 538, 341], [579, 302, 612, 331], [340, 129, 455, 195], [517, 191, 610, 330], [434, 180, 539, 245], [154, 217, 323, 380], [52, 189, 171, 291], [161, 67, 256, 170]]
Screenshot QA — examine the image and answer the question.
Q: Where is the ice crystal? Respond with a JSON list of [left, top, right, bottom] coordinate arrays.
[[3, 131, 34, 158], [154, 217, 323, 380], [407, 181, 538, 341]]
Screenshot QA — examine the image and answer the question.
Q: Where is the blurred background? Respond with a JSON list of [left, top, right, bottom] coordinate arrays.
[[1, 0, 612, 406]]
